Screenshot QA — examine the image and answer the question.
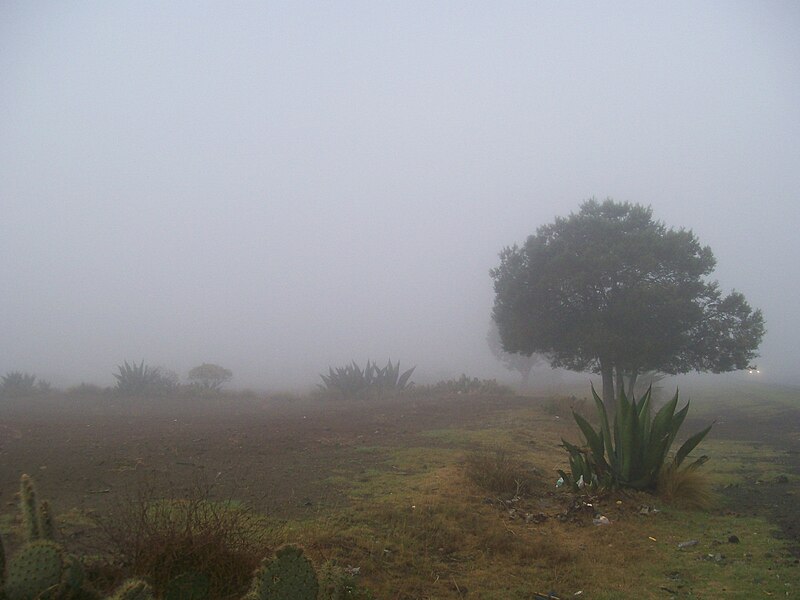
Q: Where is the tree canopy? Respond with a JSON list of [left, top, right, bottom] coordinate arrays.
[[188, 363, 233, 391], [490, 199, 765, 407], [486, 321, 541, 387]]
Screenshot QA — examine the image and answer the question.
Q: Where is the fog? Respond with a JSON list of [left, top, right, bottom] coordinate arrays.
[[1, 2, 798, 391]]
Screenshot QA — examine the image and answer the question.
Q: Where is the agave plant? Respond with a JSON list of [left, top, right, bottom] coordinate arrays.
[[113, 360, 162, 396], [372, 360, 416, 391], [0, 371, 38, 397], [319, 360, 415, 398], [558, 385, 712, 493]]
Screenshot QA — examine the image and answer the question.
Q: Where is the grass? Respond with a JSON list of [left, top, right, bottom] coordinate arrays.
[[272, 386, 800, 598], [276, 452, 798, 599]]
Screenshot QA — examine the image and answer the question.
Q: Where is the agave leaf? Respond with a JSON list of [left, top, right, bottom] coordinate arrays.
[[590, 384, 613, 463], [674, 423, 713, 467], [648, 389, 680, 460], [397, 366, 415, 389], [682, 454, 709, 471], [637, 386, 653, 443], [572, 411, 605, 462], [618, 397, 637, 482], [561, 438, 583, 455], [668, 401, 690, 447]]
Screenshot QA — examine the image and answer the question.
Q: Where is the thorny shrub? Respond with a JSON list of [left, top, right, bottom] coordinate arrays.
[[92, 476, 271, 599]]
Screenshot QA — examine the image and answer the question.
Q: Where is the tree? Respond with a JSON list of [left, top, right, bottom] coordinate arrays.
[[188, 363, 233, 391], [486, 321, 541, 387], [490, 199, 765, 410]]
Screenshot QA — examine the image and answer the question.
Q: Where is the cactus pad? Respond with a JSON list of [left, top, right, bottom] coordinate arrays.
[[164, 571, 210, 600], [4, 540, 66, 600], [248, 545, 319, 600]]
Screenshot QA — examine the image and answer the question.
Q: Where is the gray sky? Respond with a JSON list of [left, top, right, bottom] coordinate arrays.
[[2, 1, 799, 389]]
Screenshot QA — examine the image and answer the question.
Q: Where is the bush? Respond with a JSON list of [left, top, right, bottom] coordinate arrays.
[[94, 478, 270, 599], [66, 382, 107, 396], [421, 374, 513, 396], [558, 385, 712, 494]]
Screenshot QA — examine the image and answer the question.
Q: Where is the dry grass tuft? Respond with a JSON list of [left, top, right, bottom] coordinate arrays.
[[657, 464, 715, 510], [464, 448, 539, 497]]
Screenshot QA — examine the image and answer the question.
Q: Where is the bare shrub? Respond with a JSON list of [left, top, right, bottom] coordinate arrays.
[[92, 476, 270, 599]]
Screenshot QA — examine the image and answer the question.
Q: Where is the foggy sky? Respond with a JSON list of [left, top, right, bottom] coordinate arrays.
[[2, 2, 799, 390]]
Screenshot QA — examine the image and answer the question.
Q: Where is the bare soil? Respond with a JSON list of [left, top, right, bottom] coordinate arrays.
[[687, 404, 800, 556]]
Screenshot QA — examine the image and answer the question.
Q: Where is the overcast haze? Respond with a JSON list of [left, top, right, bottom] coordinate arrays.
[[1, 1, 799, 390]]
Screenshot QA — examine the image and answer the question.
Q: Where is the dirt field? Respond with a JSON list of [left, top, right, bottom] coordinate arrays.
[[1, 390, 798, 553], [1, 388, 799, 600], [0, 393, 547, 520]]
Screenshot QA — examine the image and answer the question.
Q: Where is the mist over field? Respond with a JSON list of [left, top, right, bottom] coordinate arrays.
[[1, 2, 798, 391]]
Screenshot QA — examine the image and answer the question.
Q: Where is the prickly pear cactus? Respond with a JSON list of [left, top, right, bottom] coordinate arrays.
[[107, 579, 155, 600], [62, 554, 86, 594], [4, 540, 66, 600], [248, 546, 319, 600], [37, 501, 55, 542], [18, 474, 56, 543], [164, 571, 210, 600], [19, 475, 41, 542]]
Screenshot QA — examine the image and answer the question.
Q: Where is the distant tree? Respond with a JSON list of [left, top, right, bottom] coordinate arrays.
[[491, 199, 765, 410], [188, 363, 233, 391], [486, 322, 541, 387]]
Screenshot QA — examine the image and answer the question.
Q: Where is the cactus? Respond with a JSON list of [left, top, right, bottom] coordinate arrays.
[[19, 475, 40, 542], [4, 540, 67, 600], [18, 475, 56, 542], [37, 501, 55, 542], [1, 477, 87, 600], [107, 579, 155, 600], [247, 546, 318, 600], [164, 572, 209, 600], [62, 555, 86, 594]]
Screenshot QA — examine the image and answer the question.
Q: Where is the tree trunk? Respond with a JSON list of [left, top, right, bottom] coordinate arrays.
[[520, 364, 532, 388], [600, 358, 615, 413], [615, 366, 625, 399]]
